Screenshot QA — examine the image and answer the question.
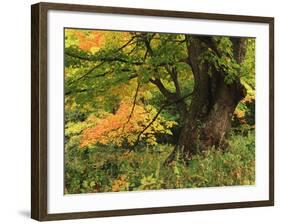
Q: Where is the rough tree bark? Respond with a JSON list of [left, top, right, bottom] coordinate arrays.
[[165, 36, 247, 165]]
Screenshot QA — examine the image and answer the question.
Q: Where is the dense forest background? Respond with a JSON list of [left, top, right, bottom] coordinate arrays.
[[64, 29, 255, 194]]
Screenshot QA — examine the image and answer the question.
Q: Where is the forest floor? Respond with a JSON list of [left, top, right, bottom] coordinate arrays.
[[65, 131, 255, 194]]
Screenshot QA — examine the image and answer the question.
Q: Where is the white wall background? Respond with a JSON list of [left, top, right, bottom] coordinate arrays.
[[0, 0, 279, 223]]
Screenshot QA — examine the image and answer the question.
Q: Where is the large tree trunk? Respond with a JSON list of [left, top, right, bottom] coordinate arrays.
[[178, 78, 246, 161], [165, 36, 247, 165]]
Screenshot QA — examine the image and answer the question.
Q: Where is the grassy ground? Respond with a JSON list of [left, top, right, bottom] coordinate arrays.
[[65, 131, 255, 194]]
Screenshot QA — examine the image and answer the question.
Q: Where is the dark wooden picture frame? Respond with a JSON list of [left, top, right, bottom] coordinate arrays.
[[31, 2, 274, 221]]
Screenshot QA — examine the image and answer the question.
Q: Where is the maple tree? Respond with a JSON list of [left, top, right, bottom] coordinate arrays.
[[65, 29, 255, 163]]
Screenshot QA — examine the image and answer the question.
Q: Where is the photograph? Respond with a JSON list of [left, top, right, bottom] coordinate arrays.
[[64, 28, 256, 194]]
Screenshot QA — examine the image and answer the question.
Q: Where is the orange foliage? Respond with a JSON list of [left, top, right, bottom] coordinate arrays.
[[80, 101, 147, 147], [73, 30, 105, 51], [111, 175, 128, 192]]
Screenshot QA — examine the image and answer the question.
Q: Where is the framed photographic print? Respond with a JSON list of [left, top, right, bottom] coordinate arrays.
[[31, 2, 274, 221]]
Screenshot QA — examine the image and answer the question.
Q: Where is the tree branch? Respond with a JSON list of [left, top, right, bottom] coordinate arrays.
[[165, 66, 182, 97], [133, 92, 193, 147], [68, 61, 106, 85], [230, 37, 247, 64], [149, 78, 178, 102], [133, 104, 166, 148], [65, 51, 143, 65], [122, 81, 140, 131], [65, 73, 139, 96], [65, 36, 141, 65], [116, 36, 137, 52]]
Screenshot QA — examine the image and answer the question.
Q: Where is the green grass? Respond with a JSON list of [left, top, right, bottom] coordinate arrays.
[[65, 131, 255, 194]]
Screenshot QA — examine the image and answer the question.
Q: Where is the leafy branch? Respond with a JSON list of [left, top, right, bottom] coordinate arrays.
[[122, 81, 141, 131], [133, 92, 193, 148]]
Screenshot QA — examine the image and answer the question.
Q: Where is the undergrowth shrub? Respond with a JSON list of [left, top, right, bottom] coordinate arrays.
[[65, 131, 255, 194]]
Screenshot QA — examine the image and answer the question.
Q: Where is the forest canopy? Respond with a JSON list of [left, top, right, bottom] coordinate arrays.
[[64, 29, 255, 194]]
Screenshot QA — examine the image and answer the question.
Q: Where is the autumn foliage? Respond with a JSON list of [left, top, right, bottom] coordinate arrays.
[[72, 30, 105, 51], [80, 100, 176, 147], [64, 28, 256, 194]]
